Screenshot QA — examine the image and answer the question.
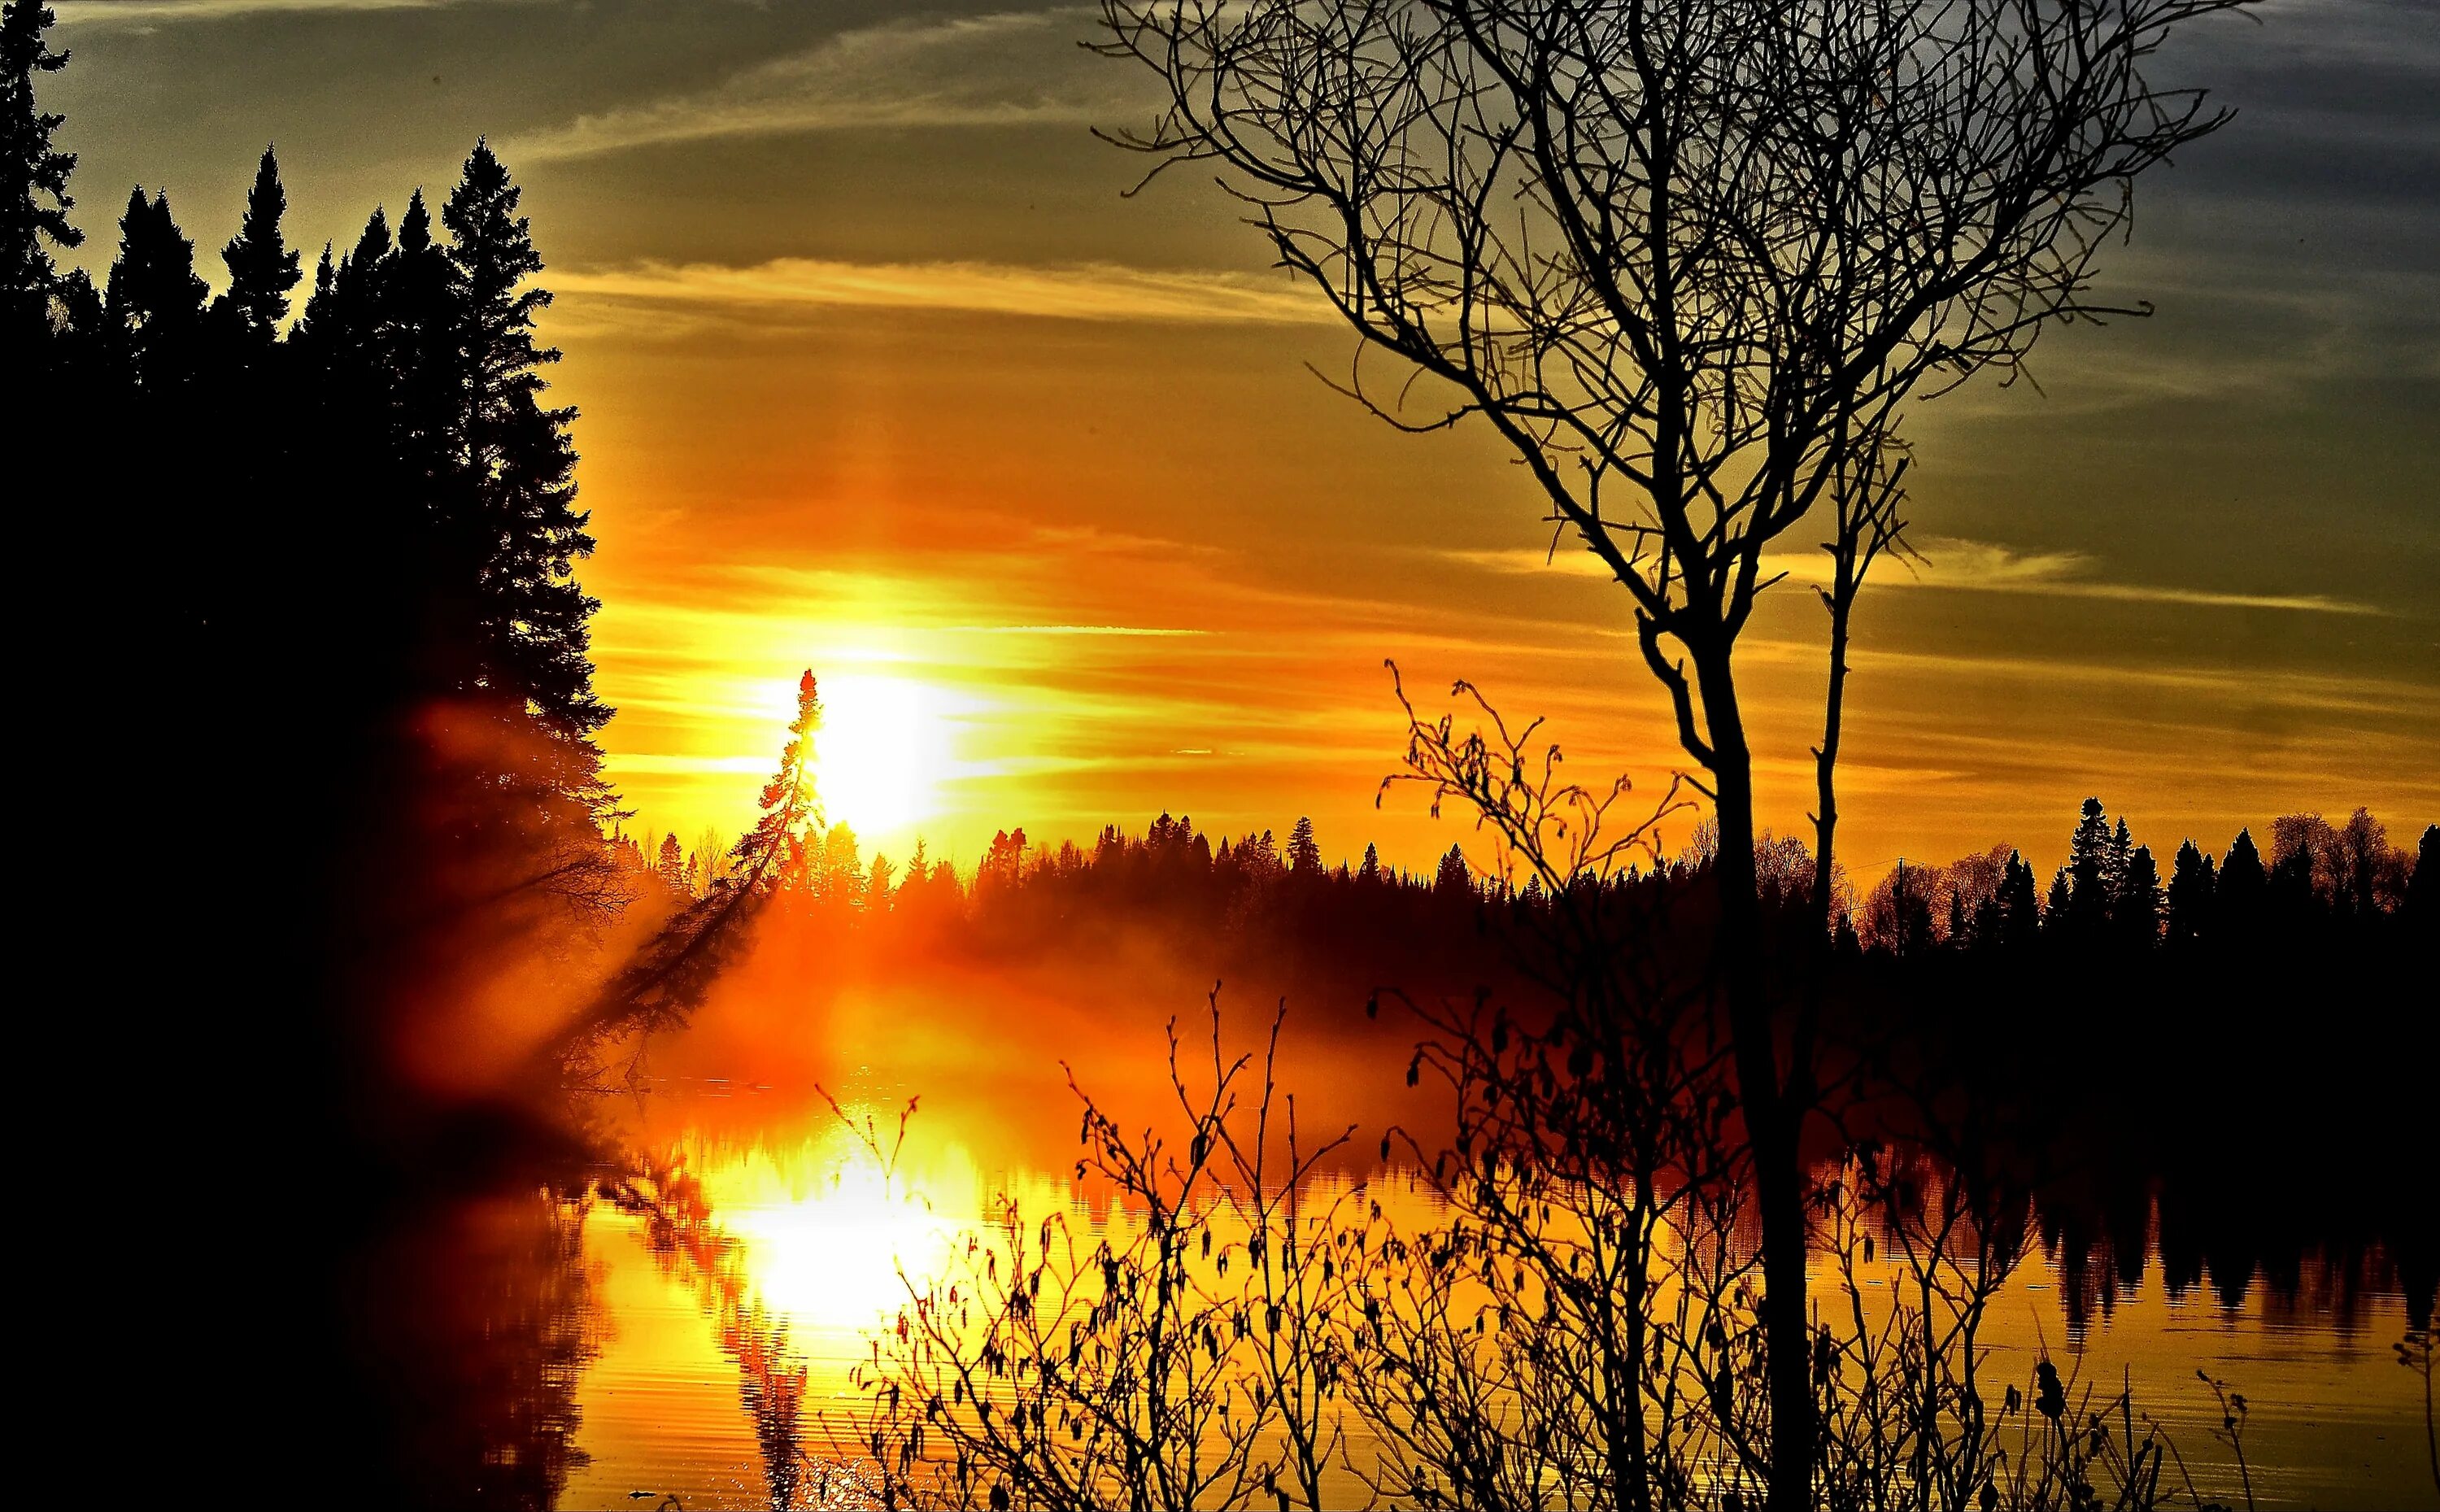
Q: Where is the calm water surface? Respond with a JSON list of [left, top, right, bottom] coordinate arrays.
[[530, 1079, 2435, 1512]]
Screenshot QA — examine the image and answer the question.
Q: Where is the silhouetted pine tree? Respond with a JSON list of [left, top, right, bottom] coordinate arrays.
[[387, 187, 460, 485], [1998, 850, 2041, 948], [102, 188, 207, 390], [212, 146, 299, 343], [2219, 829, 2267, 936], [1288, 816, 1321, 875], [2115, 843, 2161, 947], [442, 140, 608, 813], [2065, 797, 2113, 936], [2409, 826, 2438, 940], [1359, 842, 1380, 884], [330, 206, 391, 359], [1434, 843, 1471, 897], [2044, 867, 2072, 934], [290, 241, 336, 348], [2166, 839, 2216, 945], [0, 0, 76, 343]]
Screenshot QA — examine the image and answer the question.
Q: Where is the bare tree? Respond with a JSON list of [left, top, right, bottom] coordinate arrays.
[[1093, 2, 2244, 1502]]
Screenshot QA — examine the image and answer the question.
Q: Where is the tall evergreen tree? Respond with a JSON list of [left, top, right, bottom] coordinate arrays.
[[387, 186, 460, 483], [1358, 841, 1380, 884], [1288, 815, 1321, 875], [214, 145, 300, 342], [2044, 866, 2073, 934], [332, 206, 391, 350], [102, 188, 207, 388], [0, 0, 76, 342], [2218, 828, 2268, 935], [1998, 850, 2041, 949], [2102, 817, 2133, 900], [2165, 839, 2216, 945], [2115, 843, 2162, 947], [2066, 797, 2113, 934], [1434, 843, 1471, 897], [442, 140, 608, 808], [291, 241, 336, 349]]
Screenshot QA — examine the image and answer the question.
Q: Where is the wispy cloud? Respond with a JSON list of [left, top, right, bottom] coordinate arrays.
[[509, 8, 1124, 163], [553, 256, 1331, 329], [1436, 537, 2390, 617], [54, 0, 529, 24]]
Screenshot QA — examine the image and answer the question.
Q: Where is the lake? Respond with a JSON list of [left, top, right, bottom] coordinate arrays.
[[507, 1066, 2436, 1512]]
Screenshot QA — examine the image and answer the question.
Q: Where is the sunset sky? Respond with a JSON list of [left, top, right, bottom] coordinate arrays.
[[49, 0, 2438, 879]]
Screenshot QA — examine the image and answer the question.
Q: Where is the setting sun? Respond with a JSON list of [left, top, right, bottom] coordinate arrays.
[[810, 673, 955, 844]]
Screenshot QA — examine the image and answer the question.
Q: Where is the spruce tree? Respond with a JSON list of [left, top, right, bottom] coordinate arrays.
[[2066, 797, 2112, 935], [2165, 839, 2216, 945], [1288, 815, 1321, 875], [1998, 851, 2041, 948], [1435, 843, 1471, 896], [102, 188, 207, 388], [442, 140, 608, 809], [387, 186, 460, 481], [331, 206, 391, 354], [2218, 828, 2268, 935], [2115, 843, 2162, 947], [291, 241, 336, 349], [215, 145, 300, 342], [1358, 841, 1380, 884], [2044, 867, 2073, 934], [1, 0, 76, 342]]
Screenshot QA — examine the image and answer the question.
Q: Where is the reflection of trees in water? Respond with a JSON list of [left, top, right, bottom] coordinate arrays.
[[606, 1156, 821, 1511], [2037, 1177, 2428, 1342], [345, 1188, 603, 1511]]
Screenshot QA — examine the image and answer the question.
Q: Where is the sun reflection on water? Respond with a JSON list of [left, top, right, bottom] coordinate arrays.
[[706, 1125, 975, 1339]]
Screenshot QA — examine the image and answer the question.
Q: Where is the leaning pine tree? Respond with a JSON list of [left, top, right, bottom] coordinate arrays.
[[549, 670, 823, 1067]]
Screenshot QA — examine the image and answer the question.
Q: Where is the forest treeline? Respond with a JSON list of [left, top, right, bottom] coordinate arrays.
[[614, 797, 2438, 970]]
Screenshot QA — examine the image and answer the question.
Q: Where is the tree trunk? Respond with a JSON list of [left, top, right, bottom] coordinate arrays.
[[1813, 565, 1854, 937], [1693, 648, 1814, 1512]]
